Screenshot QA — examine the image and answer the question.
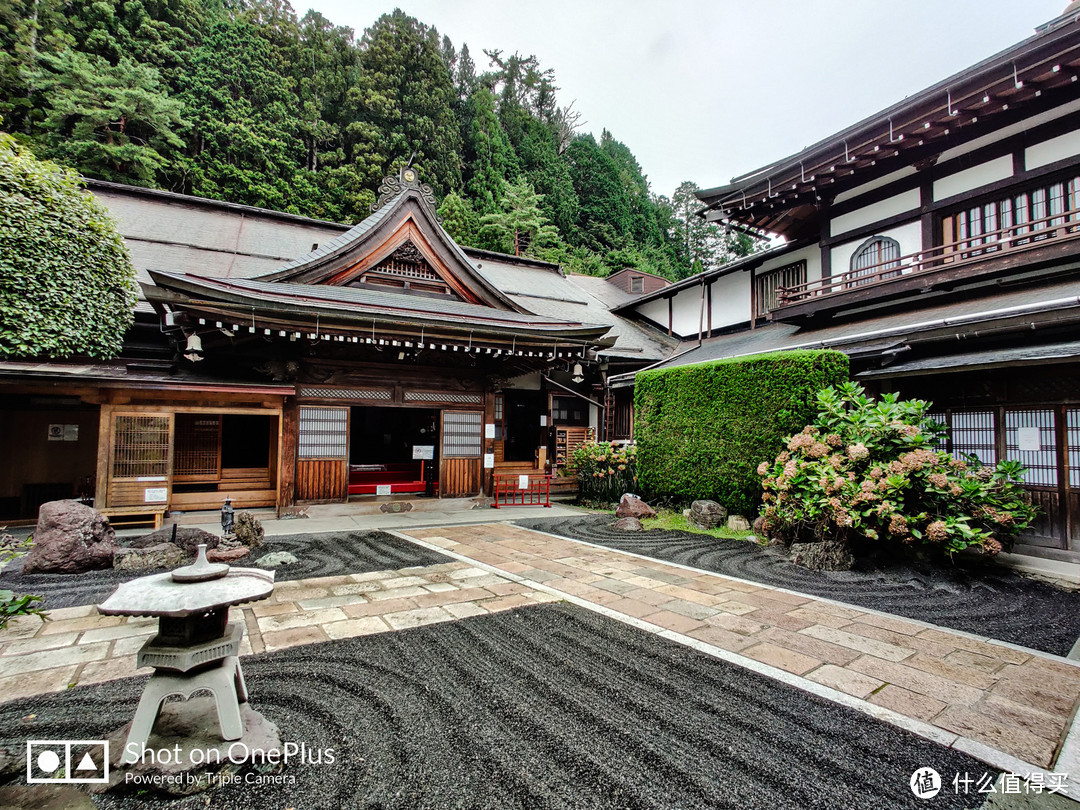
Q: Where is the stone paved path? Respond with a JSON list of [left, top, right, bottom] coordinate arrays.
[[402, 524, 1080, 771], [0, 560, 556, 702], [2, 522, 1079, 777]]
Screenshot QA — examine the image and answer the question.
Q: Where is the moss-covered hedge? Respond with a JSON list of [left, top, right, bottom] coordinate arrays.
[[634, 350, 850, 515], [0, 132, 136, 359]]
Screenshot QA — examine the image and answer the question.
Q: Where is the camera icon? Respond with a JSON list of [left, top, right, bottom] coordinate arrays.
[[26, 740, 109, 784]]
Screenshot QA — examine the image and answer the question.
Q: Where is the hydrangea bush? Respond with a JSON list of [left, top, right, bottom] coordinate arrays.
[[573, 441, 638, 505], [758, 383, 1036, 556]]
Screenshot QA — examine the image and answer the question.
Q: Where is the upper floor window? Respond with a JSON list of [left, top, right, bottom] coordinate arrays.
[[755, 260, 806, 317], [848, 236, 901, 287], [940, 174, 1080, 258], [630, 276, 644, 293]]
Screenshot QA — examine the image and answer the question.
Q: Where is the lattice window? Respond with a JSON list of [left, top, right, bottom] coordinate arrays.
[[1068, 409, 1080, 488], [174, 415, 221, 477], [943, 174, 1080, 255], [848, 236, 901, 287], [950, 410, 996, 465], [299, 406, 348, 459], [442, 411, 482, 458], [372, 242, 439, 280], [112, 415, 171, 479], [1005, 408, 1058, 487], [494, 395, 504, 421], [755, 261, 806, 317]]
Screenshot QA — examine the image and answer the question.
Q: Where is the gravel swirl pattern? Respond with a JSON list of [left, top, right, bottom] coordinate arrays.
[[516, 514, 1080, 657], [0, 604, 991, 809], [0, 531, 451, 611]]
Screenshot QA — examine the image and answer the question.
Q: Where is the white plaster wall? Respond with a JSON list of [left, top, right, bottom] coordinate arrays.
[[671, 284, 707, 336], [709, 270, 752, 331], [757, 246, 822, 284], [1026, 130, 1080, 170], [633, 297, 670, 332], [833, 167, 918, 205], [830, 220, 922, 278], [830, 188, 921, 238], [936, 97, 1080, 165], [933, 155, 1013, 202]]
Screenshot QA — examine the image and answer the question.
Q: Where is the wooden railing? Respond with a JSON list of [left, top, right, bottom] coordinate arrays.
[[776, 205, 1080, 307]]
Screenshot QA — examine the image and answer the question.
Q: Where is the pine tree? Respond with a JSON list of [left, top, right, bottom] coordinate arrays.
[[464, 87, 518, 216], [25, 49, 186, 185], [438, 191, 478, 246], [478, 177, 560, 257]]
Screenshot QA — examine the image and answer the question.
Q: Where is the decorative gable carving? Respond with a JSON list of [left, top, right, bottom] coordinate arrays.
[[345, 240, 457, 297]]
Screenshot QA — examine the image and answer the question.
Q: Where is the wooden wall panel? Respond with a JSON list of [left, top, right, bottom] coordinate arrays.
[[441, 458, 481, 497], [296, 459, 348, 502], [279, 398, 298, 509]]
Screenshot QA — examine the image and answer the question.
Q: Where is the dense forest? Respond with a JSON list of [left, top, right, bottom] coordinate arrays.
[[0, 0, 758, 278]]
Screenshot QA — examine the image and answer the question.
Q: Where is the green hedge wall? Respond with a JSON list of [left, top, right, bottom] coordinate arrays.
[[634, 350, 849, 515]]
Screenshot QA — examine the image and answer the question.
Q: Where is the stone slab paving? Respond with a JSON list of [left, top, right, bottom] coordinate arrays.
[[401, 523, 1080, 772], [0, 560, 556, 702]]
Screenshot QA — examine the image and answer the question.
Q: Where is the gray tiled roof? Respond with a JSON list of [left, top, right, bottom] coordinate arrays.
[[268, 194, 403, 275], [650, 277, 1080, 370], [152, 272, 610, 332], [471, 256, 679, 362]]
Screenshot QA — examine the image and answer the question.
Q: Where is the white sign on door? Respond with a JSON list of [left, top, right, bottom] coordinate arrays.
[[1016, 427, 1042, 452], [143, 487, 168, 503], [483, 453, 495, 469], [376, 484, 392, 496]]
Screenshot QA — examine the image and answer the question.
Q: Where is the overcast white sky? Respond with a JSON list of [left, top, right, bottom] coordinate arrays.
[[308, 0, 1070, 199]]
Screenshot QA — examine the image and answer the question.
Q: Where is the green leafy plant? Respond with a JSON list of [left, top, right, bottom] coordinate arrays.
[[0, 531, 42, 629], [573, 441, 638, 505], [0, 133, 136, 359], [758, 382, 1037, 556], [634, 350, 850, 515]]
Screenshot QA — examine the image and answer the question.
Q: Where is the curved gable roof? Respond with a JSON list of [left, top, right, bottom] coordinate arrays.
[[257, 185, 523, 312]]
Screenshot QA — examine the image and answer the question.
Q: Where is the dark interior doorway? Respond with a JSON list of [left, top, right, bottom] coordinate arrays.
[[504, 390, 544, 463], [348, 407, 439, 496], [221, 414, 272, 468]]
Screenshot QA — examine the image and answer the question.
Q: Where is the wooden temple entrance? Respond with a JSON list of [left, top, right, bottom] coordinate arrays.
[[141, 167, 614, 509]]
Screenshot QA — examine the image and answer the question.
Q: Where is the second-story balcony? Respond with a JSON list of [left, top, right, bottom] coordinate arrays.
[[774, 203, 1080, 322]]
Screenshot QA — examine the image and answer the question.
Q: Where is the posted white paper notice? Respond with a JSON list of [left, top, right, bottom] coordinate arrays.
[[1017, 427, 1041, 452]]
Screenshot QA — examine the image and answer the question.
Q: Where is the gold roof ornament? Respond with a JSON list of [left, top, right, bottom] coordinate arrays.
[[371, 163, 441, 221]]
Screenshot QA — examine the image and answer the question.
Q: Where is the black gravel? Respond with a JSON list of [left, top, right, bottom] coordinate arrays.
[[516, 514, 1080, 657], [0, 531, 451, 610], [0, 603, 992, 809]]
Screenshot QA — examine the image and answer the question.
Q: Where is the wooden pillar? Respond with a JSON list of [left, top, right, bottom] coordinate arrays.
[[95, 403, 112, 509], [277, 396, 298, 512]]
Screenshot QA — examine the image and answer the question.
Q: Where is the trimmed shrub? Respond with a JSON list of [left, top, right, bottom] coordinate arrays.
[[634, 350, 849, 514], [759, 382, 1037, 556], [573, 441, 637, 504], [0, 132, 136, 359]]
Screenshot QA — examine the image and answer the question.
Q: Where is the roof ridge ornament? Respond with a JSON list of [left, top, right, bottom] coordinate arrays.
[[371, 163, 443, 222]]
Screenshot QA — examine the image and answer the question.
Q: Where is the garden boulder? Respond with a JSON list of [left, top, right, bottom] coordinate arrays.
[[615, 493, 656, 520], [130, 527, 220, 557], [234, 512, 264, 549], [789, 540, 855, 572], [24, 500, 117, 574], [727, 515, 752, 532], [113, 543, 185, 571], [207, 546, 250, 563], [688, 500, 727, 530], [611, 517, 644, 532]]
